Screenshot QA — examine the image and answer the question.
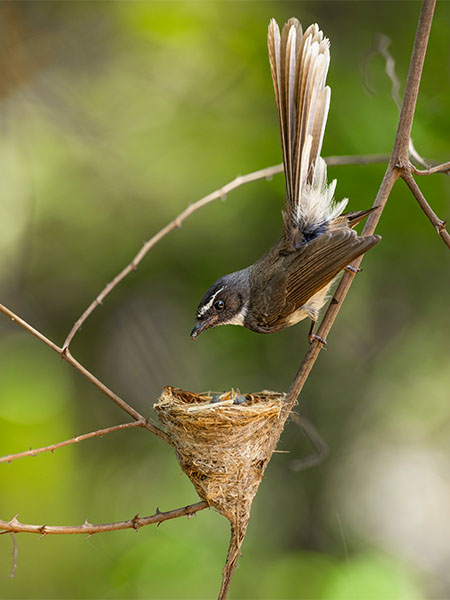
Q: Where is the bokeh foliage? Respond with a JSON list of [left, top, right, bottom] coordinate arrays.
[[0, 1, 449, 598]]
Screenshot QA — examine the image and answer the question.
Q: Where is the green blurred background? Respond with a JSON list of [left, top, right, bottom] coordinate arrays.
[[0, 1, 449, 598]]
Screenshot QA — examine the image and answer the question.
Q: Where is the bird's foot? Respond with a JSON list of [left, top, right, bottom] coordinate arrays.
[[309, 333, 327, 348], [345, 265, 362, 274]]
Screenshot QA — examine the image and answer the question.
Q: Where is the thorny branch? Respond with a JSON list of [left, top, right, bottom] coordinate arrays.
[[0, 502, 208, 536], [0, 303, 171, 446], [0, 421, 145, 465], [62, 153, 390, 351]]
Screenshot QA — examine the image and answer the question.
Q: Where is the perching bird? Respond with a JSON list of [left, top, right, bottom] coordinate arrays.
[[190, 17, 380, 342]]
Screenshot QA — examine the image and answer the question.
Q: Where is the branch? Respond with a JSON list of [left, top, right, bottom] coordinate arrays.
[[392, 0, 436, 167], [62, 154, 389, 351], [0, 502, 208, 536], [412, 161, 450, 175], [402, 171, 450, 248], [0, 303, 171, 446], [0, 421, 145, 465], [9, 533, 17, 579], [289, 413, 329, 472], [325, 153, 389, 167]]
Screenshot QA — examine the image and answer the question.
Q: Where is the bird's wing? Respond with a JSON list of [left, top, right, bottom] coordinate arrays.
[[282, 229, 381, 313]]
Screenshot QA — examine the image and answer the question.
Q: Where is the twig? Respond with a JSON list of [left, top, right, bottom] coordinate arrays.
[[62, 154, 389, 351], [9, 533, 17, 578], [412, 161, 450, 176], [402, 171, 450, 248], [289, 413, 329, 472], [376, 33, 402, 111], [0, 502, 208, 536], [325, 154, 389, 167], [0, 303, 171, 446], [0, 421, 145, 465]]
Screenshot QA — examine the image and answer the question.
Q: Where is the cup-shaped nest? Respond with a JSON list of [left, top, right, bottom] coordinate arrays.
[[154, 387, 286, 527]]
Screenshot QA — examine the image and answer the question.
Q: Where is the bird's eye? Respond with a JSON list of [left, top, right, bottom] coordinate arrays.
[[214, 300, 225, 311]]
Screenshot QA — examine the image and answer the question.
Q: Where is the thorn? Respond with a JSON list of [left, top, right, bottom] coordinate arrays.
[[132, 514, 141, 531], [39, 525, 47, 538], [83, 518, 92, 527], [331, 298, 339, 305], [155, 507, 161, 515], [9, 515, 20, 527]]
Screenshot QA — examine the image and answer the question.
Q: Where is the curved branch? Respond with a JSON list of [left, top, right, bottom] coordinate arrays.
[[0, 421, 145, 465], [402, 171, 450, 248], [0, 502, 208, 535], [0, 303, 171, 445], [62, 154, 389, 351], [411, 161, 450, 175]]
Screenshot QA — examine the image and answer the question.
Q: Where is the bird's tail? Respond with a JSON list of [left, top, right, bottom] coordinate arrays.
[[267, 18, 347, 246]]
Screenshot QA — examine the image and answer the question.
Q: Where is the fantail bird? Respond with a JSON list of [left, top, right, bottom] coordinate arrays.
[[190, 17, 381, 342]]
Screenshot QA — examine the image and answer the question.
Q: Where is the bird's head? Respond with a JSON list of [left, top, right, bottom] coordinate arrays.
[[190, 271, 250, 340]]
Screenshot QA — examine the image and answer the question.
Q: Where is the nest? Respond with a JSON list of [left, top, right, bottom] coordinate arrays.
[[155, 386, 288, 597], [154, 387, 286, 526]]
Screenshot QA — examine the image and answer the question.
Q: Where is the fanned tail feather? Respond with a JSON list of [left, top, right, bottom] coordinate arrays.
[[268, 18, 345, 245]]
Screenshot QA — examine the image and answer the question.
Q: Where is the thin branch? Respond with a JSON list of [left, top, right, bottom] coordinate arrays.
[[9, 533, 17, 578], [289, 413, 329, 472], [0, 421, 145, 465], [0, 502, 208, 536], [325, 154, 389, 167], [412, 161, 450, 176], [402, 171, 450, 248], [62, 154, 389, 351], [392, 0, 436, 167], [0, 303, 171, 445]]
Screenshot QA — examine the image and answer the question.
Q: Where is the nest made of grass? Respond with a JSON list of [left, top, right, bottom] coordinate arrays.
[[154, 386, 286, 525]]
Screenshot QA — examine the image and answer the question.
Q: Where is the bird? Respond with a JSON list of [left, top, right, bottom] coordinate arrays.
[[190, 17, 380, 342]]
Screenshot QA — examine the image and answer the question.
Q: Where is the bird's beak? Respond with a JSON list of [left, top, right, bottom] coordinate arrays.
[[190, 316, 216, 340]]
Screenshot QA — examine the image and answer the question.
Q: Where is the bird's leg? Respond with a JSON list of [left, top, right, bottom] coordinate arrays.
[[308, 320, 327, 347]]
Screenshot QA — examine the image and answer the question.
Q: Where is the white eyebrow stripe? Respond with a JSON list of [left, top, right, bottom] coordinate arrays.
[[198, 286, 224, 317]]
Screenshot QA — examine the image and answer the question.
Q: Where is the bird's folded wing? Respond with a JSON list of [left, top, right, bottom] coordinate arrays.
[[284, 229, 381, 310]]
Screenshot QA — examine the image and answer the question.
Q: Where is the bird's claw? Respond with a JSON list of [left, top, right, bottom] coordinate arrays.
[[309, 333, 327, 348], [345, 265, 362, 274]]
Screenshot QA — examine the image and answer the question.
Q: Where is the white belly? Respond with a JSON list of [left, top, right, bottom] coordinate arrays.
[[286, 281, 334, 326]]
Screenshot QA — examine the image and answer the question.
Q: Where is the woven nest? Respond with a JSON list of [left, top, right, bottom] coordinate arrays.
[[154, 386, 286, 527]]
